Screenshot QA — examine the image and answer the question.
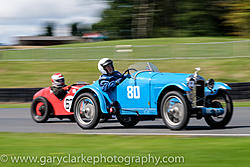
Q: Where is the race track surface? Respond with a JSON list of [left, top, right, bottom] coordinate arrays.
[[0, 107, 250, 136]]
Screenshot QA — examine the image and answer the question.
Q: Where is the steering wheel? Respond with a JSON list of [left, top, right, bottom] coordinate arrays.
[[122, 68, 137, 77]]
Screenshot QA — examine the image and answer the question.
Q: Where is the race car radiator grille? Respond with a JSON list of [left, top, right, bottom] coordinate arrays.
[[196, 80, 205, 106]]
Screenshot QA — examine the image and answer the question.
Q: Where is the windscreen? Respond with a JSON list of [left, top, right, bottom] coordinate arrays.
[[128, 62, 160, 72]]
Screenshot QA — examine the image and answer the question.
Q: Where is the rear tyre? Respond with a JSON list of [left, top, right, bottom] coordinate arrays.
[[31, 97, 50, 123], [116, 114, 139, 128], [161, 91, 190, 130], [74, 93, 101, 129], [205, 90, 233, 129]]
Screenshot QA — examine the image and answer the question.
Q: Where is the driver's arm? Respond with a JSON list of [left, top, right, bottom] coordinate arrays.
[[114, 71, 126, 84], [99, 80, 117, 92], [98, 71, 125, 92]]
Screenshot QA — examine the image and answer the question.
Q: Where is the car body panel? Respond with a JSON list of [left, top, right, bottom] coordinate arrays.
[[73, 83, 111, 114], [33, 84, 87, 116], [150, 72, 192, 109], [72, 65, 231, 117]]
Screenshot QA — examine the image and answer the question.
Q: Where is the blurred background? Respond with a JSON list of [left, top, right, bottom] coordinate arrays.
[[1, 0, 250, 87], [1, 2, 250, 166], [2, 0, 250, 44]]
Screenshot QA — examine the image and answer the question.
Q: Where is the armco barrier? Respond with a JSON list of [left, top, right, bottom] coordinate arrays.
[[0, 88, 42, 102], [227, 82, 250, 100], [0, 83, 249, 102]]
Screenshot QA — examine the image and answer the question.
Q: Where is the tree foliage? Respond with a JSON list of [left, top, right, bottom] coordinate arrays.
[[70, 23, 91, 36], [92, 0, 133, 39], [71, 23, 79, 36], [222, 0, 250, 36], [93, 0, 250, 39], [43, 22, 55, 36]]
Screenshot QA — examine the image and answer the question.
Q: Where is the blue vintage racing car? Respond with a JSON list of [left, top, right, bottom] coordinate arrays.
[[70, 62, 233, 130]]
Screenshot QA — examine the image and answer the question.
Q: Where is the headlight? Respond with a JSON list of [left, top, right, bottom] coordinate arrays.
[[206, 79, 214, 90], [187, 78, 195, 89]]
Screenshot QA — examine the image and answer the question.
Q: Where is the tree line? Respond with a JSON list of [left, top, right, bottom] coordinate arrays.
[[40, 22, 91, 37], [92, 0, 250, 39]]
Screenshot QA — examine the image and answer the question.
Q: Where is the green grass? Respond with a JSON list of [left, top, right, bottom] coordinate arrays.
[[0, 133, 249, 166], [1, 37, 250, 87], [0, 103, 30, 108], [1, 58, 250, 87], [234, 101, 250, 107], [1, 37, 250, 60]]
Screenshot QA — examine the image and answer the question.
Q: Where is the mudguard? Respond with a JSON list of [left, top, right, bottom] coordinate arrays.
[[72, 84, 111, 114], [151, 82, 191, 108], [205, 82, 231, 96], [155, 82, 191, 106], [214, 82, 231, 90]]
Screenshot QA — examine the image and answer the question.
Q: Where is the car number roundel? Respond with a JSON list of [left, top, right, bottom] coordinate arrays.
[[64, 96, 73, 112]]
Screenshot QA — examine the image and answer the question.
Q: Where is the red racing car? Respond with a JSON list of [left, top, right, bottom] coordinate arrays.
[[31, 82, 88, 123]]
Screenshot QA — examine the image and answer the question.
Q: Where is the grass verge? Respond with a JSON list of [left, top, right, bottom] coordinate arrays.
[[0, 132, 249, 166], [0, 103, 30, 108], [1, 58, 250, 87], [1, 37, 250, 87]]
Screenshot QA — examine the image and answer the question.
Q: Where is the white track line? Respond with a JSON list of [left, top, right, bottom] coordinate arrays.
[[1, 55, 250, 62], [74, 132, 250, 137], [181, 40, 250, 45], [1, 40, 250, 51]]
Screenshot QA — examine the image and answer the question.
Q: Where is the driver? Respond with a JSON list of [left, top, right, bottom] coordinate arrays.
[[98, 58, 124, 92], [51, 73, 71, 100]]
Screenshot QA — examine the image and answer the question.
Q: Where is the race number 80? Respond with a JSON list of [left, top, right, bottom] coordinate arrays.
[[127, 86, 140, 99]]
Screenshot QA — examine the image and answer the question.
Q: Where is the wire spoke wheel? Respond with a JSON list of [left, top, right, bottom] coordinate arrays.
[[74, 93, 100, 129], [76, 97, 95, 125], [205, 90, 233, 128], [164, 96, 185, 126], [161, 91, 189, 130]]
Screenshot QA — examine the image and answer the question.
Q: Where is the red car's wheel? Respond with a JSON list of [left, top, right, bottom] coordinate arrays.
[[31, 97, 50, 123], [36, 102, 44, 116]]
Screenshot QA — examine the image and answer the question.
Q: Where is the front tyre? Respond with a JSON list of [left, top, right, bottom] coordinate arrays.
[[31, 97, 50, 123], [74, 93, 101, 129], [161, 91, 190, 130], [205, 90, 233, 129]]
